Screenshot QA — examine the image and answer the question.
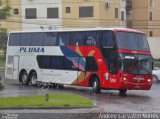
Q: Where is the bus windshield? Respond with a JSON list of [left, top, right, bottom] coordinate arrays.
[[120, 54, 153, 74], [117, 32, 150, 51]]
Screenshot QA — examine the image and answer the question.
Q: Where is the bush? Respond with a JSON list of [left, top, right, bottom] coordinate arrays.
[[0, 28, 8, 57]]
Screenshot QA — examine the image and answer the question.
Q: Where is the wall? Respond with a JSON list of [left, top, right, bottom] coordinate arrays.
[[120, 0, 126, 27], [62, 0, 121, 28], [147, 37, 160, 59], [0, 0, 22, 32], [22, 0, 62, 31], [131, 0, 160, 37]]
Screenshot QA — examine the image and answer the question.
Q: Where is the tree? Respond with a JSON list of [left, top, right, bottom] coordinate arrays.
[[0, 0, 11, 55], [0, 27, 7, 49], [0, 0, 11, 17]]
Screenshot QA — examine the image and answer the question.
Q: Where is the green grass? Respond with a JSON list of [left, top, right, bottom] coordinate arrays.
[[0, 94, 94, 107], [0, 55, 5, 68]]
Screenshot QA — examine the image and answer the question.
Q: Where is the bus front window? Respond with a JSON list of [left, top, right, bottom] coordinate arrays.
[[117, 32, 150, 51], [120, 54, 152, 75]]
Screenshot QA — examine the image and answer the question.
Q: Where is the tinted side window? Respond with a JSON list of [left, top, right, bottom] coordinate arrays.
[[50, 56, 63, 69], [37, 56, 50, 69], [86, 57, 98, 71], [102, 31, 116, 47], [44, 32, 57, 46], [31, 33, 44, 46], [20, 33, 32, 46], [70, 32, 86, 45], [9, 33, 20, 46], [85, 31, 101, 46], [64, 57, 80, 70], [58, 32, 70, 45]]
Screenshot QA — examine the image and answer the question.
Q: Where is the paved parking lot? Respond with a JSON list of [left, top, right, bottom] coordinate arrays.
[[0, 70, 160, 116]]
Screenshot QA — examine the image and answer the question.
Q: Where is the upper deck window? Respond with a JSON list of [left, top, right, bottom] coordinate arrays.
[[102, 31, 116, 48]]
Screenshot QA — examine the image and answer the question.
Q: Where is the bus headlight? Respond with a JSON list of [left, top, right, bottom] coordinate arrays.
[[147, 79, 152, 82], [123, 77, 127, 81]]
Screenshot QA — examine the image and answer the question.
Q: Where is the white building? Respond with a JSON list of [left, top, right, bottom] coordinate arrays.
[[120, 0, 127, 27], [22, 0, 62, 31]]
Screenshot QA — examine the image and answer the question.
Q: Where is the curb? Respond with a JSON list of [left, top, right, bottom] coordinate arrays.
[[0, 106, 98, 110]]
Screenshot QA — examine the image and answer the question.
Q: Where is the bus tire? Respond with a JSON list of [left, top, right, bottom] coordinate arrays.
[[92, 77, 101, 94], [119, 89, 127, 96], [29, 72, 37, 86], [20, 71, 29, 85]]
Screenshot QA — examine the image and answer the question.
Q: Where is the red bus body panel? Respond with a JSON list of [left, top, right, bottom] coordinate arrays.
[[67, 28, 152, 90]]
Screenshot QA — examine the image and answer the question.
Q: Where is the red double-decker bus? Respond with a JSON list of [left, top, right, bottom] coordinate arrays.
[[6, 28, 153, 95]]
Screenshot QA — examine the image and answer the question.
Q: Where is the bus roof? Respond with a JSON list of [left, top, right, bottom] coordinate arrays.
[[9, 27, 145, 34]]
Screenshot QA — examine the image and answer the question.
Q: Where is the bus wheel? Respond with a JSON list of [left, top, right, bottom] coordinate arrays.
[[29, 72, 37, 86], [20, 71, 28, 85], [119, 89, 127, 96], [92, 77, 101, 94], [58, 84, 65, 89]]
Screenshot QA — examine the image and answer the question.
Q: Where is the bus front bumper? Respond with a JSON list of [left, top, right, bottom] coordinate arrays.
[[119, 82, 152, 90]]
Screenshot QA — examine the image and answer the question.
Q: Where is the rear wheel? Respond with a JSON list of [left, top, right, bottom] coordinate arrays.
[[119, 89, 127, 96], [92, 77, 101, 94], [29, 72, 37, 86], [20, 71, 28, 85]]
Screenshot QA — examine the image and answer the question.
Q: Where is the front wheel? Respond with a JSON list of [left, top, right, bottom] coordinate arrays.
[[92, 77, 101, 94], [119, 89, 127, 96]]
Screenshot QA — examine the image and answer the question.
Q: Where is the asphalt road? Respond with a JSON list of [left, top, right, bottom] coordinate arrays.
[[0, 70, 160, 118]]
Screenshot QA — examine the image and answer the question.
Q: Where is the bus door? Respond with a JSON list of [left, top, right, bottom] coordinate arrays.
[[77, 57, 98, 86], [107, 52, 119, 88], [12, 56, 19, 80]]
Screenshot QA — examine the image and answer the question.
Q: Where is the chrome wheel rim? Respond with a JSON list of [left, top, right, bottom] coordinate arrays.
[[31, 75, 37, 85], [22, 74, 27, 84], [93, 81, 97, 90]]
